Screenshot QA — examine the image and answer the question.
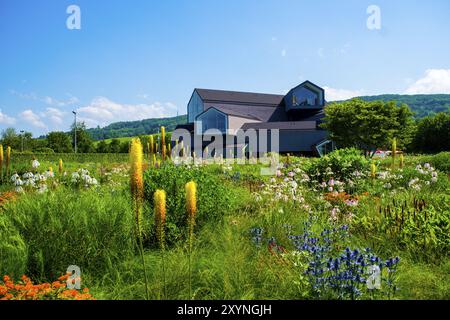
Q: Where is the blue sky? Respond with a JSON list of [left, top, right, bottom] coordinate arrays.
[[1, 0, 450, 136]]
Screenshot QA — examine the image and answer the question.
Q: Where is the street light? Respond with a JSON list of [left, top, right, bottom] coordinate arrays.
[[72, 111, 77, 154], [20, 130, 24, 152]]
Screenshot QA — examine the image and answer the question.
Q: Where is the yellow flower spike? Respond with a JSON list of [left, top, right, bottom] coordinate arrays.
[[130, 138, 150, 300], [152, 154, 157, 167], [391, 138, 397, 169], [0, 144, 3, 178], [6, 146, 11, 176], [185, 181, 197, 224], [185, 180, 197, 300], [371, 162, 376, 180], [59, 159, 63, 175], [49, 166, 53, 173], [162, 144, 166, 161], [149, 135, 154, 154], [160, 126, 166, 148], [399, 153, 404, 169], [129, 138, 144, 235], [154, 189, 167, 250]]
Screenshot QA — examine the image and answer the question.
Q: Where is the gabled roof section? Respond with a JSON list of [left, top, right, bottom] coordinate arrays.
[[195, 88, 284, 107], [285, 80, 324, 98]]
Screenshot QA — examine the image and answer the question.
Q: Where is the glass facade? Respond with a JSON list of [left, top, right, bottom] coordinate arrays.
[[197, 108, 227, 133], [292, 87, 319, 106], [188, 91, 204, 123]]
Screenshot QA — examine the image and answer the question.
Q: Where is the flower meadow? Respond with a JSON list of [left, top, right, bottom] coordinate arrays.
[[0, 138, 449, 300]]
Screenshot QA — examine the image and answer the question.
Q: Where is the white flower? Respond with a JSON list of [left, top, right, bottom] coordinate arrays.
[[32, 159, 40, 169], [15, 186, 24, 193], [23, 172, 34, 179], [424, 163, 431, 169], [37, 184, 48, 194], [24, 179, 35, 187], [10, 173, 20, 182], [431, 177, 438, 183]]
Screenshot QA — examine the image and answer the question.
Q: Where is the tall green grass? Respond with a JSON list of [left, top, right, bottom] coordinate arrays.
[[0, 187, 136, 281]]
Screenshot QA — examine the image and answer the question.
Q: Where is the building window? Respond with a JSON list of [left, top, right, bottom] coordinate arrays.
[[197, 108, 227, 133]]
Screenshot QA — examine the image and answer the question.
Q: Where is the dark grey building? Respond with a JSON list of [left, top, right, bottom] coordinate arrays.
[[179, 81, 334, 156]]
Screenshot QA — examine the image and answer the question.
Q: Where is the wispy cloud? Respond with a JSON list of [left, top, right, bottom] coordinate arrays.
[[323, 86, 363, 101], [19, 110, 46, 129], [10, 90, 79, 107], [77, 97, 178, 128], [281, 49, 287, 57], [41, 107, 67, 125], [404, 69, 450, 94], [0, 109, 16, 125]]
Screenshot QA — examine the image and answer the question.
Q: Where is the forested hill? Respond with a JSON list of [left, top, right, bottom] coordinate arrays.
[[86, 115, 187, 140], [354, 94, 450, 118]]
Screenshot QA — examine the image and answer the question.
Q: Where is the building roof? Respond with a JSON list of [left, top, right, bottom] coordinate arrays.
[[241, 121, 317, 131], [195, 88, 284, 106], [203, 103, 277, 121]]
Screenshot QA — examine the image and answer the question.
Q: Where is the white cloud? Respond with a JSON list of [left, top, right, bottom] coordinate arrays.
[[404, 69, 450, 94], [323, 86, 363, 101], [281, 49, 287, 57], [0, 109, 16, 125], [77, 97, 178, 128], [19, 110, 46, 129], [41, 107, 67, 125], [43, 95, 79, 107]]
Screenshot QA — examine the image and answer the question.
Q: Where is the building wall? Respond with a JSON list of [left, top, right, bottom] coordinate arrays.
[[228, 115, 260, 134], [187, 91, 204, 123], [279, 130, 327, 152]]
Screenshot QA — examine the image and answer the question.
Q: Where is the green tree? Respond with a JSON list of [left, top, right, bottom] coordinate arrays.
[[109, 139, 121, 153], [47, 131, 73, 153], [1, 128, 20, 149], [96, 140, 110, 153], [412, 111, 450, 153], [71, 122, 95, 153], [321, 99, 415, 156]]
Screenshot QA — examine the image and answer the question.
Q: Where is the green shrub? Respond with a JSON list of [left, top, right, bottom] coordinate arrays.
[[143, 163, 237, 247], [0, 214, 28, 278], [306, 148, 369, 181], [428, 152, 450, 174]]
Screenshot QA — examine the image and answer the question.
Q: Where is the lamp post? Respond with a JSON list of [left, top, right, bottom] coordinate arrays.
[[20, 130, 24, 152], [72, 111, 77, 154]]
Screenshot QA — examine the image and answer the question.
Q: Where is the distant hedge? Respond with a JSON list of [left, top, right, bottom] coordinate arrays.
[[10, 153, 129, 164]]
